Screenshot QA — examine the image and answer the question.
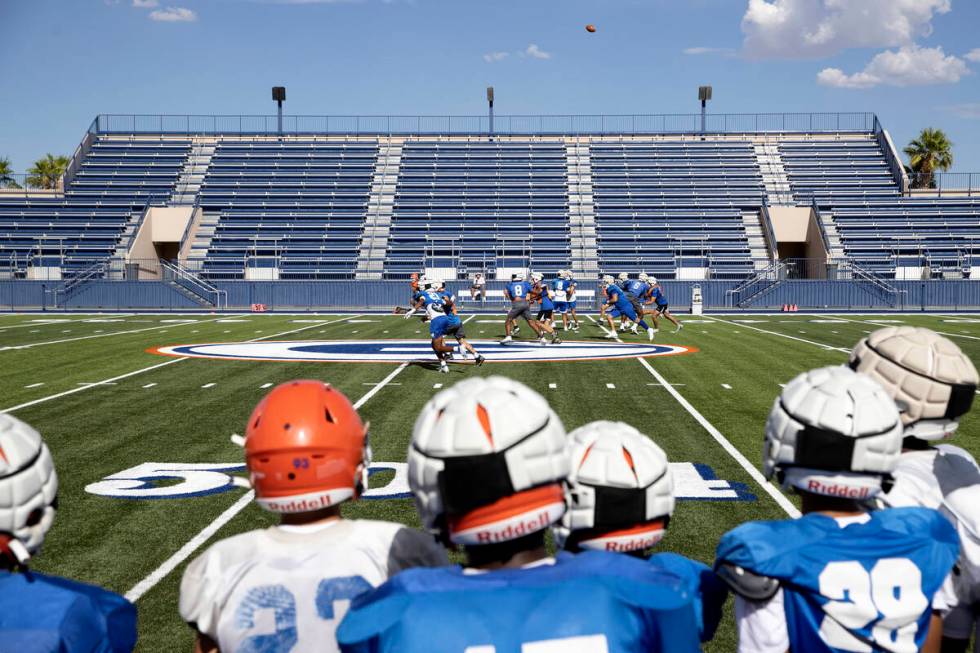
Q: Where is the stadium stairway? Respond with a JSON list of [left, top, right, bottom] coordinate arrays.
[[566, 138, 599, 277], [740, 211, 770, 268], [754, 141, 794, 205], [171, 139, 217, 205], [356, 138, 401, 280]]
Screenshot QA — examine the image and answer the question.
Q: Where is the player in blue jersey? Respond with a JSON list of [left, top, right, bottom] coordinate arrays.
[[336, 376, 703, 653], [554, 420, 728, 643], [553, 270, 581, 332], [418, 279, 485, 372], [530, 271, 557, 333], [501, 272, 560, 345], [714, 366, 959, 653], [0, 414, 137, 652], [647, 277, 683, 332], [622, 273, 654, 335], [601, 274, 656, 340], [849, 327, 980, 652]]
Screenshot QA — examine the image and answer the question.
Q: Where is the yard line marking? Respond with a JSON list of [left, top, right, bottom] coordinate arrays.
[[142, 383, 157, 389], [260, 383, 274, 389], [462, 315, 477, 324], [124, 356, 407, 604], [124, 490, 256, 603], [637, 357, 800, 518], [832, 315, 980, 343], [433, 383, 443, 389], [647, 383, 686, 387], [24, 383, 44, 388], [606, 383, 616, 389], [201, 383, 216, 389], [548, 383, 557, 389], [721, 383, 732, 390], [0, 317, 227, 351], [590, 313, 799, 518], [0, 316, 358, 415], [362, 382, 402, 386], [77, 382, 117, 386], [704, 316, 850, 353]]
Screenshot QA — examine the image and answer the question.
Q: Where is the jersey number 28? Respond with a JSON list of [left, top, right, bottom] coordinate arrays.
[[818, 558, 928, 653]]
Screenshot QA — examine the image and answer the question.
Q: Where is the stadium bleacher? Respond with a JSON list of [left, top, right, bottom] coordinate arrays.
[[1, 114, 978, 283]]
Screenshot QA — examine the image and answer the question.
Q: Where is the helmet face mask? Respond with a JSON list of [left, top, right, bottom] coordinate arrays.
[[408, 376, 569, 545], [245, 380, 369, 514], [764, 366, 903, 500], [638, 272, 649, 282], [555, 421, 674, 553], [0, 415, 58, 563], [850, 327, 979, 441]]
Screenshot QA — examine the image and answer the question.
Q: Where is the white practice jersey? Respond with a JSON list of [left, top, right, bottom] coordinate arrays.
[[179, 519, 448, 653], [880, 445, 980, 610]]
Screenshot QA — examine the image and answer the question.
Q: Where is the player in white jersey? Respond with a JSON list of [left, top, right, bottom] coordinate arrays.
[[179, 380, 447, 653], [850, 327, 980, 652]]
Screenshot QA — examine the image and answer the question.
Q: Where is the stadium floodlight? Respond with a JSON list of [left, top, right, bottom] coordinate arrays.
[[487, 86, 495, 140], [272, 86, 286, 135], [698, 86, 712, 137]]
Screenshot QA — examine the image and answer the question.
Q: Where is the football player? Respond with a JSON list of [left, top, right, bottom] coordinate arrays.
[[554, 270, 580, 332], [849, 327, 980, 652], [554, 420, 728, 644], [530, 271, 557, 336], [336, 376, 703, 652], [402, 272, 427, 321], [0, 414, 137, 651], [615, 273, 635, 330], [424, 280, 485, 372], [623, 273, 654, 336], [179, 381, 448, 653], [648, 278, 682, 332], [501, 272, 559, 345], [715, 366, 959, 653], [602, 275, 655, 340]]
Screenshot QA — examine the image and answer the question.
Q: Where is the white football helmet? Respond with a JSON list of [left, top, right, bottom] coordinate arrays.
[[408, 376, 569, 545], [649, 276, 658, 285], [638, 272, 649, 282], [530, 271, 544, 283], [601, 274, 614, 285], [513, 271, 526, 282], [617, 272, 629, 282], [0, 415, 58, 564], [850, 327, 978, 441], [555, 421, 674, 553], [765, 366, 903, 500], [563, 270, 573, 280]]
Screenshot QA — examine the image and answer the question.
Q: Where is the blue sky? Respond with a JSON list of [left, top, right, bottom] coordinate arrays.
[[1, 0, 979, 170]]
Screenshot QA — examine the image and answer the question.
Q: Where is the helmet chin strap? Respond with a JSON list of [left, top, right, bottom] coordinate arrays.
[[0, 534, 32, 567]]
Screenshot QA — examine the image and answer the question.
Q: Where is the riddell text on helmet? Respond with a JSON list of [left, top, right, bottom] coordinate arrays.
[[265, 494, 332, 512], [807, 479, 872, 499], [473, 510, 555, 544]]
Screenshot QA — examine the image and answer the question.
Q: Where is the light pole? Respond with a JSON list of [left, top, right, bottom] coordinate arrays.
[[487, 86, 494, 140], [272, 86, 286, 135], [698, 86, 712, 137]]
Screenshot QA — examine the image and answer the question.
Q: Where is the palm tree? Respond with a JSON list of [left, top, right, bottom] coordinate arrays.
[[26, 154, 69, 190], [904, 128, 953, 189], [0, 157, 19, 189]]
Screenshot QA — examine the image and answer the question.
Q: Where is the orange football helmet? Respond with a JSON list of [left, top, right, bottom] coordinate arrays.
[[245, 380, 369, 513]]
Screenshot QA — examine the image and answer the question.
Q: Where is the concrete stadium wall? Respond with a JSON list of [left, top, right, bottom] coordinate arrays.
[[1, 280, 979, 311]]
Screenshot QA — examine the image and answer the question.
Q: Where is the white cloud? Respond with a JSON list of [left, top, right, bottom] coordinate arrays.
[[149, 6, 197, 21], [742, 0, 951, 59], [683, 46, 735, 56], [525, 43, 551, 60], [483, 51, 509, 63], [947, 103, 980, 119], [965, 48, 980, 63], [132, 0, 159, 6], [817, 45, 969, 88]]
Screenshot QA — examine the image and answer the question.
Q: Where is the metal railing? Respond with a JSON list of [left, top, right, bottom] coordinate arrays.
[[0, 173, 64, 196], [810, 200, 834, 257], [160, 259, 227, 308], [905, 172, 980, 197], [759, 204, 778, 259], [91, 112, 879, 136]]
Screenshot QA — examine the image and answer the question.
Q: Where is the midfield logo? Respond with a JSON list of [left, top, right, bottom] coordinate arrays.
[[150, 339, 696, 364], [85, 462, 755, 502]]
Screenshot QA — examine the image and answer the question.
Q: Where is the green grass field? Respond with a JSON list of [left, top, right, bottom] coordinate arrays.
[[2, 310, 979, 652]]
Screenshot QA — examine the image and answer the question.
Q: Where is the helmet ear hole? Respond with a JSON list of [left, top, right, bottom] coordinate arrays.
[[25, 509, 44, 527], [324, 408, 335, 424]]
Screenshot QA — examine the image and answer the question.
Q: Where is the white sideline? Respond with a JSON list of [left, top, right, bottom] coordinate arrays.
[[585, 314, 800, 518], [705, 316, 851, 353], [0, 315, 360, 415], [124, 360, 410, 603], [0, 314, 138, 330], [0, 317, 227, 351]]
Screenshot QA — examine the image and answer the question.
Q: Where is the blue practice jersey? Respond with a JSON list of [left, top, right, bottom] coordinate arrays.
[[505, 280, 533, 302], [716, 508, 958, 653], [535, 283, 554, 310], [0, 570, 137, 653], [624, 279, 649, 298], [551, 278, 571, 301], [648, 553, 727, 643], [651, 287, 667, 305], [605, 285, 632, 310], [337, 551, 701, 653]]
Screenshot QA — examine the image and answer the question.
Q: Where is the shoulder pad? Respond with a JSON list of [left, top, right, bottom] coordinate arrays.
[[714, 562, 780, 601]]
